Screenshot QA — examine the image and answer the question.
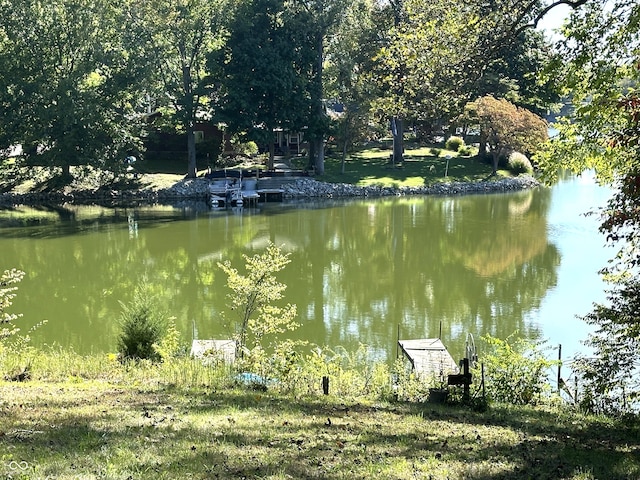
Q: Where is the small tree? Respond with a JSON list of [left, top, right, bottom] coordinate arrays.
[[465, 95, 548, 174], [0, 269, 25, 345], [218, 243, 298, 356], [478, 333, 556, 405], [117, 286, 166, 361]]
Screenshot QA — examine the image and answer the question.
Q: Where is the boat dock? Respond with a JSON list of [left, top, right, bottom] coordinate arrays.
[[190, 339, 236, 363], [398, 338, 459, 379]]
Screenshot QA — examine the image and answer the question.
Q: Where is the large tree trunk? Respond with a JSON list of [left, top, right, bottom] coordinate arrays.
[[478, 132, 487, 158], [314, 139, 325, 174], [183, 64, 197, 178], [308, 33, 325, 175], [186, 126, 197, 178], [491, 149, 500, 175], [392, 116, 404, 165], [268, 139, 275, 170]]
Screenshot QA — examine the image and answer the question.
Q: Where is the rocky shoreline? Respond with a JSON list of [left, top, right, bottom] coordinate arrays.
[[0, 175, 539, 206], [282, 175, 540, 198]]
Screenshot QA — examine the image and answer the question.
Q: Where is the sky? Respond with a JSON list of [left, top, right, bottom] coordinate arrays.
[[537, 4, 572, 39]]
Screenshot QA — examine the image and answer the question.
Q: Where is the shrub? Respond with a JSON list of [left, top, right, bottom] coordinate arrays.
[[153, 318, 183, 362], [507, 151, 533, 174], [430, 147, 441, 156], [231, 137, 259, 156], [458, 145, 474, 156], [0, 269, 24, 345], [117, 287, 166, 361], [476, 333, 556, 405], [445, 136, 465, 152]]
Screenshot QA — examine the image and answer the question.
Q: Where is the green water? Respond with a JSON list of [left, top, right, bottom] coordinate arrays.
[[0, 174, 613, 361]]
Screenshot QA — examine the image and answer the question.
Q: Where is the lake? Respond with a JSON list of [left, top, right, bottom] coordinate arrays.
[[0, 174, 613, 362]]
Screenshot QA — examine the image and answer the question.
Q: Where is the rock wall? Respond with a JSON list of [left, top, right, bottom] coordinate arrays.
[[0, 176, 539, 206]]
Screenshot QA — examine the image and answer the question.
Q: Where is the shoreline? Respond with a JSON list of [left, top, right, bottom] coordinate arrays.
[[0, 175, 540, 207]]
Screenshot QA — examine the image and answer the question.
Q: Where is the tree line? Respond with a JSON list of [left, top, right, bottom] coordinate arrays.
[[0, 0, 568, 179]]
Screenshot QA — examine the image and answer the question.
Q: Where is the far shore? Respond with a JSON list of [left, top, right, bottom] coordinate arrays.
[[0, 172, 540, 207]]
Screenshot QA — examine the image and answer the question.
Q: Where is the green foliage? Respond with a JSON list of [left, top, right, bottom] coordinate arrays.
[[210, 0, 315, 167], [0, 269, 48, 381], [458, 145, 474, 156], [0, 269, 24, 344], [507, 151, 533, 174], [152, 318, 183, 362], [0, 0, 146, 178], [295, 345, 392, 399], [218, 243, 298, 357], [478, 333, 556, 405], [391, 357, 433, 402], [131, 0, 228, 178], [574, 279, 640, 414], [465, 95, 548, 173], [445, 136, 465, 152], [231, 139, 259, 157], [117, 287, 167, 362], [536, 1, 640, 185]]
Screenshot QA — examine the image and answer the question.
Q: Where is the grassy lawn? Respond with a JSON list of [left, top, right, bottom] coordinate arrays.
[[315, 143, 507, 188], [0, 351, 638, 480], [0, 378, 638, 480]]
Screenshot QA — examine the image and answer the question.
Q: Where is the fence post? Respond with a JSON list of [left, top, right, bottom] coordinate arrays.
[[322, 376, 329, 395]]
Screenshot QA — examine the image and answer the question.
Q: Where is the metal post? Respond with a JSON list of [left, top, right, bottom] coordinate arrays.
[[462, 358, 470, 400], [557, 344, 562, 395]]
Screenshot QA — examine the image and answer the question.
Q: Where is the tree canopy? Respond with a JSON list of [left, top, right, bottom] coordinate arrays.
[[0, 0, 144, 178], [0, 0, 588, 179], [534, 0, 640, 413], [465, 95, 548, 173], [210, 0, 314, 169]]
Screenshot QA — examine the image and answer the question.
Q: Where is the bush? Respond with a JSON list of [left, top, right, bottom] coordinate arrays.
[[429, 147, 441, 156], [477, 333, 556, 405], [0, 269, 24, 344], [231, 138, 259, 156], [507, 151, 533, 174], [117, 287, 166, 361], [458, 145, 474, 156], [445, 136, 465, 152]]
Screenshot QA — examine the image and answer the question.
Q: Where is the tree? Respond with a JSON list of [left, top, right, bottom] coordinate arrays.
[[129, 0, 227, 178], [468, 29, 563, 119], [465, 95, 548, 174], [534, 0, 640, 412], [211, 0, 313, 170], [574, 280, 640, 413], [536, 0, 640, 184], [0, 0, 145, 180], [324, 0, 378, 172], [0, 269, 24, 344], [290, 0, 351, 175], [218, 243, 298, 356]]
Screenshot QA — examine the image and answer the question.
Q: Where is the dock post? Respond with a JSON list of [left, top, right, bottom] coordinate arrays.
[[322, 376, 329, 395], [462, 358, 470, 400]]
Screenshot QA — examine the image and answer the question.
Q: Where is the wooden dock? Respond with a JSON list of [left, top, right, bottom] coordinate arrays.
[[398, 338, 459, 379], [190, 339, 236, 363]]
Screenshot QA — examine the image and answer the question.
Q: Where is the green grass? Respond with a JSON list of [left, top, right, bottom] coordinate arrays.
[[318, 143, 507, 188], [0, 351, 638, 479]]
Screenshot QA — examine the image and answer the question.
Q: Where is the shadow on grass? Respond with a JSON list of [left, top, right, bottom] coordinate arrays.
[[1, 385, 637, 479]]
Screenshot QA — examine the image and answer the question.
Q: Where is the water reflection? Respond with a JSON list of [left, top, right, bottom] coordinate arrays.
[[0, 183, 605, 361]]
